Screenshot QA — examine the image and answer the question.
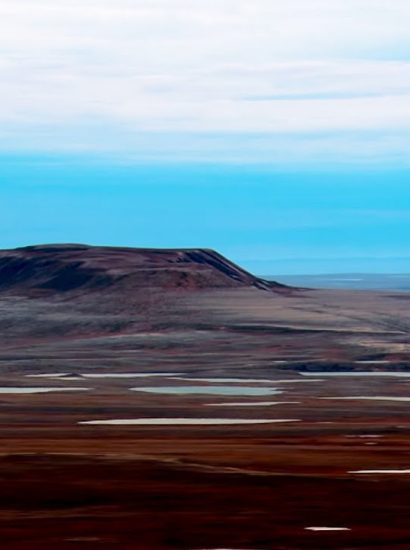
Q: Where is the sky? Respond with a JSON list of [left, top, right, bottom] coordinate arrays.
[[1, 1, 410, 274]]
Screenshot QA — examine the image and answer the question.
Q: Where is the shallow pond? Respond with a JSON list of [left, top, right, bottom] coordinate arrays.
[[320, 396, 410, 402], [82, 372, 183, 378], [349, 469, 410, 474], [0, 387, 91, 394], [302, 372, 410, 377], [27, 372, 182, 379], [206, 401, 299, 407], [172, 377, 322, 384], [79, 418, 299, 426], [130, 386, 283, 396], [305, 527, 350, 532]]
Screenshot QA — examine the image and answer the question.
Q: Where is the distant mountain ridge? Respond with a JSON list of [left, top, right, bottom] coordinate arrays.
[[0, 244, 284, 295]]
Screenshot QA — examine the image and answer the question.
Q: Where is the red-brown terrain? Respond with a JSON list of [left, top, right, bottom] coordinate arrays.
[[0, 245, 409, 549]]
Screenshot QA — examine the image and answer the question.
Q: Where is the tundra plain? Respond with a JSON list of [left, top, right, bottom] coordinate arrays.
[[0, 246, 409, 549]]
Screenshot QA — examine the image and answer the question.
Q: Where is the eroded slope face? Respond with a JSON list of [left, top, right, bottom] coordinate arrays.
[[0, 244, 282, 295]]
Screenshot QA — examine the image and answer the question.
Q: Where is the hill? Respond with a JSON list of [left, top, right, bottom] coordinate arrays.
[[0, 244, 284, 296]]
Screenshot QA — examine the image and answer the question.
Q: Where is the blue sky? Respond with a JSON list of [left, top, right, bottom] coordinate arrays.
[[1, 1, 410, 273], [2, 157, 410, 274]]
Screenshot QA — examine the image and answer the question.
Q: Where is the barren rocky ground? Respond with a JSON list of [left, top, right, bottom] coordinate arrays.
[[0, 245, 409, 549]]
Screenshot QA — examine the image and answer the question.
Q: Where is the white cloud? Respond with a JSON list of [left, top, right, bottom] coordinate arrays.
[[0, 0, 410, 163]]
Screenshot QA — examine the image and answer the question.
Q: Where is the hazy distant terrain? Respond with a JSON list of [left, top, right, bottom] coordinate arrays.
[[270, 273, 410, 291]]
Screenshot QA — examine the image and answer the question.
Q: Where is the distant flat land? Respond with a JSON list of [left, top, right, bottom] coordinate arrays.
[[272, 273, 410, 291], [0, 247, 409, 549]]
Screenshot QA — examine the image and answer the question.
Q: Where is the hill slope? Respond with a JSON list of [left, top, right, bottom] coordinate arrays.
[[0, 244, 284, 295]]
